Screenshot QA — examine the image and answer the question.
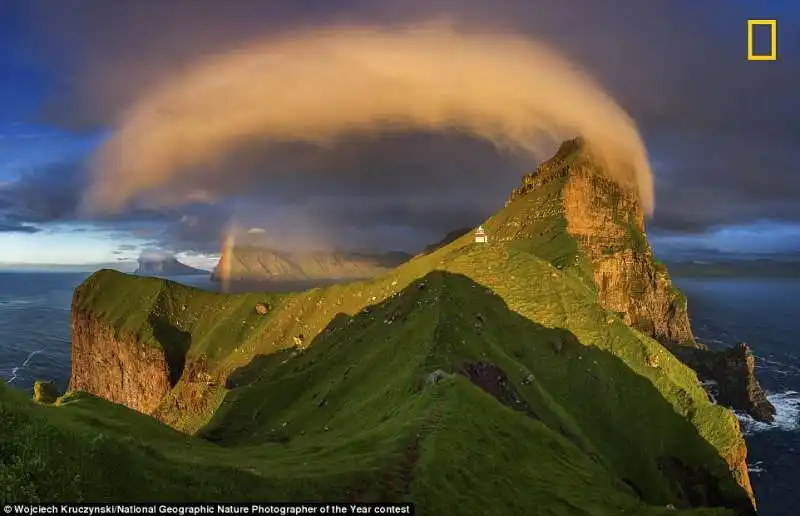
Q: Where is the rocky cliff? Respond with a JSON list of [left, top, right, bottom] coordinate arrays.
[[70, 308, 173, 414], [500, 138, 774, 422], [69, 272, 190, 416], [508, 138, 693, 345], [670, 343, 776, 423]]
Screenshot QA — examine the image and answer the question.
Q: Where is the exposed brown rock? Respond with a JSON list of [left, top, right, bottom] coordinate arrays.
[[563, 170, 693, 345], [503, 139, 771, 508], [669, 343, 776, 423], [69, 308, 173, 415], [507, 138, 694, 346]]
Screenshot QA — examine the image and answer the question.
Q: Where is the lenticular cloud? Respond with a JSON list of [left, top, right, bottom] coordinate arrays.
[[82, 23, 655, 215]]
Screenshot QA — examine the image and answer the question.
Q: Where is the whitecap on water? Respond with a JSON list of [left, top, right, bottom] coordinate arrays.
[[738, 391, 800, 435], [6, 349, 43, 384], [0, 298, 35, 308]]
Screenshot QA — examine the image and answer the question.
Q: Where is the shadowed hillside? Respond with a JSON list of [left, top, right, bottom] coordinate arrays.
[[2, 272, 751, 514], [0, 141, 763, 514]]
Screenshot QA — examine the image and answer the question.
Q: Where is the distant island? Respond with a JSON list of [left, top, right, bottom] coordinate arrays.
[[667, 258, 800, 278], [210, 247, 411, 283], [134, 255, 208, 276]]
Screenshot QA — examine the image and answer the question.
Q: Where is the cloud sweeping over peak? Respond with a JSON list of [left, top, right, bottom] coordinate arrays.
[[5, 0, 797, 260], [81, 23, 654, 217]]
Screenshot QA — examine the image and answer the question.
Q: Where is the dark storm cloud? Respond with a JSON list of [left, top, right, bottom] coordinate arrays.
[[649, 131, 800, 234], [0, 221, 41, 233], [16, 0, 800, 251], [0, 160, 169, 227], [0, 162, 84, 223]]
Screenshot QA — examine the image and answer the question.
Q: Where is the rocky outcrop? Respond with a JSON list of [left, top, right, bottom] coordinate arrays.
[[509, 138, 694, 346], [669, 343, 776, 423], [33, 380, 59, 404], [504, 138, 774, 423], [562, 173, 693, 345], [69, 308, 174, 415]]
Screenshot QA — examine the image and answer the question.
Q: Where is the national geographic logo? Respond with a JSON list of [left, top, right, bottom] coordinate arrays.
[[747, 19, 778, 61]]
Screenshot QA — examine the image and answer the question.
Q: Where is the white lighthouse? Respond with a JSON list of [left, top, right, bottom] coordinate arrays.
[[474, 225, 488, 243]]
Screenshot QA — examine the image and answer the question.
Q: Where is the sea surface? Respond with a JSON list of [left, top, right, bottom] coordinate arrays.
[[674, 278, 800, 516], [0, 271, 797, 514]]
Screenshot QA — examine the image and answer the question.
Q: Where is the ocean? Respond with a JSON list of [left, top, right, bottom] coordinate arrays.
[[0, 271, 797, 514], [673, 278, 800, 516]]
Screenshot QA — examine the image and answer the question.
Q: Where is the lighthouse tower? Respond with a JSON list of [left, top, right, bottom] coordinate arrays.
[[474, 225, 488, 243]]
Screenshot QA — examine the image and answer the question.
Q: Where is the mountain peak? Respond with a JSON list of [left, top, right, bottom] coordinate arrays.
[[510, 136, 628, 203], [553, 136, 587, 157], [489, 139, 690, 345]]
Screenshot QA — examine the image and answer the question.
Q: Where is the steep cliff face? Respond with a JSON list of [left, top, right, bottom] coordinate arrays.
[[70, 308, 173, 414], [69, 272, 192, 417], [502, 138, 774, 425], [508, 138, 693, 346]]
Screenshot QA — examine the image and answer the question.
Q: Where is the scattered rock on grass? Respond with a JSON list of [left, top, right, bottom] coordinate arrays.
[[425, 369, 449, 385], [33, 380, 59, 404], [255, 303, 270, 315]]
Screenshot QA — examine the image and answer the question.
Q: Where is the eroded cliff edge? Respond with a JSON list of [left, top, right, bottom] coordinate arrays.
[[509, 138, 693, 345], [70, 273, 193, 417], [505, 138, 774, 423], [70, 308, 172, 414]]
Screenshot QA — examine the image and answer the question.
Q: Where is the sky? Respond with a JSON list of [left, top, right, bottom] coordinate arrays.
[[0, 0, 798, 267]]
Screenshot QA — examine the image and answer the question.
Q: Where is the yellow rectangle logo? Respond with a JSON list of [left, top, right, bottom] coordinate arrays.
[[748, 19, 777, 61]]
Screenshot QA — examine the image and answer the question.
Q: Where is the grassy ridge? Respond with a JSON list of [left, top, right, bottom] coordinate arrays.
[[3, 151, 752, 513], [2, 270, 741, 514], [5, 242, 748, 513]]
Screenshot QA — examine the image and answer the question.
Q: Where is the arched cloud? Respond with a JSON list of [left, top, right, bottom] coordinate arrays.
[[82, 23, 654, 216]]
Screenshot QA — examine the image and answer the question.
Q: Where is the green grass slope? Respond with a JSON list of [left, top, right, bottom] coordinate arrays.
[[3, 271, 742, 514], [4, 152, 755, 514], [7, 258, 750, 513]]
